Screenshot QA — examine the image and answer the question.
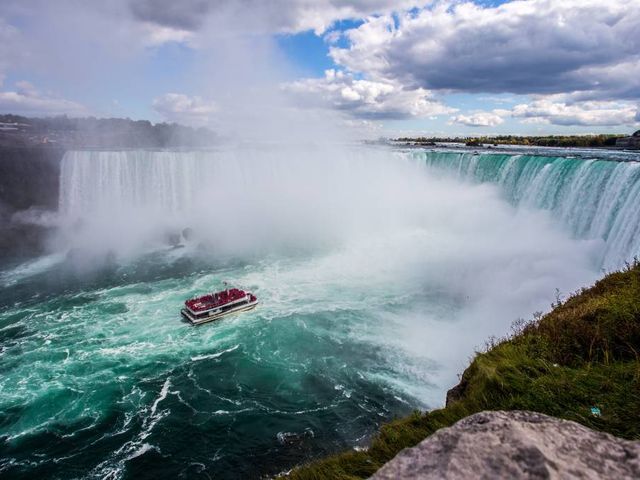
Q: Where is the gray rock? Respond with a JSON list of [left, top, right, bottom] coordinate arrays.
[[370, 411, 640, 479]]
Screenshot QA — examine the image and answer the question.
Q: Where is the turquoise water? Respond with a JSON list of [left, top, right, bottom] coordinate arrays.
[[1, 147, 637, 478], [1, 252, 431, 478]]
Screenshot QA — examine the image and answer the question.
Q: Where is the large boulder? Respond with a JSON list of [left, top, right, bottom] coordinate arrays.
[[370, 411, 640, 479]]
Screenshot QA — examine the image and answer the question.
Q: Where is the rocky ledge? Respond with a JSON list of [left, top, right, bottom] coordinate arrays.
[[370, 410, 640, 479]]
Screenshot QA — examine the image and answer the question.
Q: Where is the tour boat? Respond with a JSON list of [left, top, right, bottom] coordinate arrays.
[[181, 285, 258, 325]]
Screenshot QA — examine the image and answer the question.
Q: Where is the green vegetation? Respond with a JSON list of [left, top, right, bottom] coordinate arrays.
[[0, 114, 217, 148], [289, 263, 640, 479], [396, 134, 624, 148]]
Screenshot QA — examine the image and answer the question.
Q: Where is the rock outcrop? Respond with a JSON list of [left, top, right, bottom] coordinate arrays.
[[370, 411, 640, 479], [444, 376, 467, 407]]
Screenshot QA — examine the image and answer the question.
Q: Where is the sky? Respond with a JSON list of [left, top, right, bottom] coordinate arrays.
[[0, 0, 639, 137]]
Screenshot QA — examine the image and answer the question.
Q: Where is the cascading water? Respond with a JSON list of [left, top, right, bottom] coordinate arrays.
[[413, 151, 640, 269], [1, 146, 634, 479], [57, 148, 432, 258]]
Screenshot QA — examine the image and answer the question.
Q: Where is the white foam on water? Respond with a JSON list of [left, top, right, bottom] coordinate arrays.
[[150, 378, 171, 417], [5, 146, 638, 475], [88, 378, 173, 480], [190, 344, 240, 362], [0, 253, 66, 287], [125, 443, 158, 461]]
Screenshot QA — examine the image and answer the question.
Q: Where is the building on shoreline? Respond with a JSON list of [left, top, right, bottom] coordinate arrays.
[[616, 130, 640, 149]]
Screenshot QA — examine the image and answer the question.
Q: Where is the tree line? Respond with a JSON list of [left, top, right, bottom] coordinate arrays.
[[396, 134, 625, 148], [0, 114, 217, 148]]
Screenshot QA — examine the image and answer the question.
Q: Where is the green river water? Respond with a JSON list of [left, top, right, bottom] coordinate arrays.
[[2, 146, 638, 479]]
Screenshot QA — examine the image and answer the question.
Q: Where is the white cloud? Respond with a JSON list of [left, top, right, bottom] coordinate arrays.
[[286, 69, 456, 120], [275, 1, 431, 34], [550, 61, 640, 103], [3, 0, 638, 131], [152, 93, 216, 126], [451, 112, 505, 127], [0, 81, 88, 116], [449, 98, 640, 129], [15, 80, 38, 97], [329, 0, 640, 100], [511, 100, 639, 127], [0, 16, 23, 76], [140, 23, 193, 46], [323, 29, 342, 45], [128, 0, 431, 35]]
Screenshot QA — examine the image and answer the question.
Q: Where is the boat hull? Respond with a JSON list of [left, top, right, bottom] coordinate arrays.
[[181, 299, 258, 325]]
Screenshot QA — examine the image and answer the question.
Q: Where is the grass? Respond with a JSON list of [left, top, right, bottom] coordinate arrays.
[[288, 262, 640, 479]]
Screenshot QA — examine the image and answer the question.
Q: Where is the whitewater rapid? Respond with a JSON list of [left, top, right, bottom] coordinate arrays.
[[414, 150, 640, 269], [58, 148, 640, 270], [1, 146, 638, 479]]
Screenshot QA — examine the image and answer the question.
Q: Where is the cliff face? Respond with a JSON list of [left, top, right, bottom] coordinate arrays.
[[0, 146, 64, 261], [371, 411, 640, 480], [0, 146, 63, 211]]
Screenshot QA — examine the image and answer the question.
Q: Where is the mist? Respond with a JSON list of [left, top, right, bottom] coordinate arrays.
[[50, 146, 601, 403], [3, 0, 604, 409], [2, 3, 638, 479], [53, 148, 600, 260]]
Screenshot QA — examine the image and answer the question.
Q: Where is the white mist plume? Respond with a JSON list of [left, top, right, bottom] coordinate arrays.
[[0, 0, 377, 139], [56, 148, 604, 264], [183, 18, 362, 142], [54, 146, 601, 406]]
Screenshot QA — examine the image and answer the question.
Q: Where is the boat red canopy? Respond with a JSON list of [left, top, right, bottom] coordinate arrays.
[[185, 288, 256, 312]]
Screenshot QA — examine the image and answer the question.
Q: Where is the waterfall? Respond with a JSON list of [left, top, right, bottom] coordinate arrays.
[[59, 150, 214, 216], [58, 148, 640, 268], [414, 151, 640, 268], [57, 147, 436, 257]]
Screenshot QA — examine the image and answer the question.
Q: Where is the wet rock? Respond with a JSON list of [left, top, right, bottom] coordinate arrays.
[[370, 411, 640, 479], [164, 231, 182, 247], [445, 376, 468, 407], [0, 146, 63, 211], [182, 227, 194, 241], [277, 428, 315, 447]]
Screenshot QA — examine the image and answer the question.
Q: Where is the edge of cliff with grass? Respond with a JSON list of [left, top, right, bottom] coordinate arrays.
[[289, 262, 640, 479]]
